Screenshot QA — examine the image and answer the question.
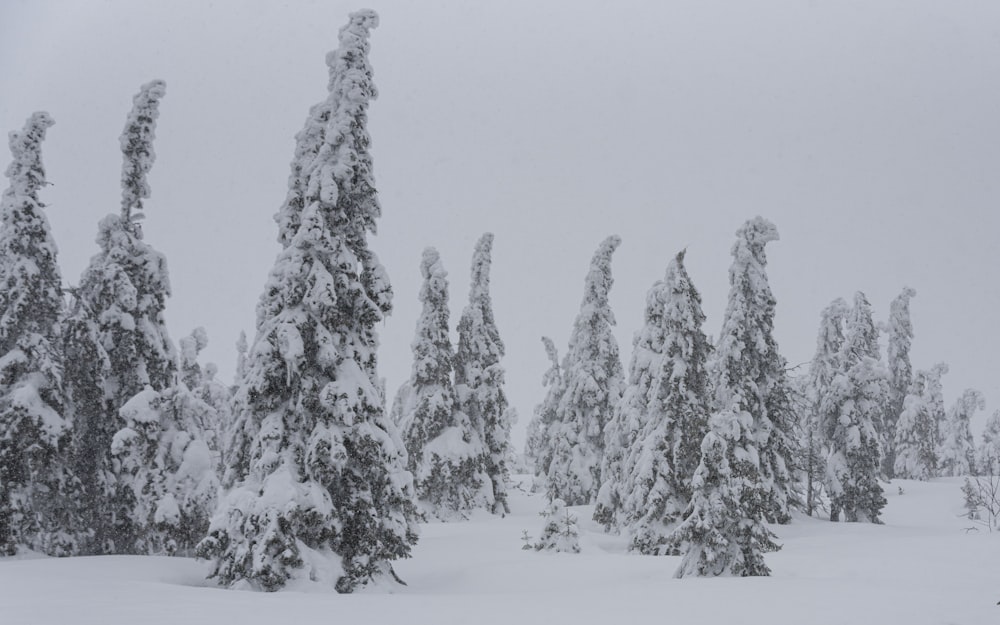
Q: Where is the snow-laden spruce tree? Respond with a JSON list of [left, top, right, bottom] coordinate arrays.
[[532, 498, 580, 553], [397, 248, 490, 519], [454, 233, 512, 515], [524, 337, 562, 476], [977, 410, 1000, 474], [710, 217, 798, 524], [671, 410, 779, 578], [938, 388, 984, 477], [823, 292, 887, 523], [803, 298, 849, 516], [925, 362, 949, 450], [883, 287, 916, 479], [199, 11, 417, 593], [72, 80, 178, 553], [603, 250, 711, 551], [892, 371, 937, 480], [0, 112, 89, 556], [545, 236, 624, 505]]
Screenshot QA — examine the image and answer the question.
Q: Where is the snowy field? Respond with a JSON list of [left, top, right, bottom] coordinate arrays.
[[2, 476, 996, 625]]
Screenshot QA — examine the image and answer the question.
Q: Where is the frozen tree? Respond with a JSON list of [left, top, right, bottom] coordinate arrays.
[[823, 292, 887, 523], [525, 337, 562, 479], [233, 330, 248, 386], [397, 248, 490, 519], [803, 298, 849, 516], [939, 388, 984, 477], [532, 498, 580, 553], [72, 79, 177, 553], [454, 233, 512, 515], [883, 287, 916, 479], [0, 112, 88, 556], [892, 372, 937, 480], [710, 217, 799, 524], [977, 410, 1000, 474], [925, 363, 949, 450], [199, 11, 418, 593], [602, 250, 711, 551], [545, 236, 624, 506], [671, 410, 779, 578], [179, 327, 209, 390]]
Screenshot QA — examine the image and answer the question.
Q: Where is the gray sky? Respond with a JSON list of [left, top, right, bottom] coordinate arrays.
[[2, 0, 999, 446]]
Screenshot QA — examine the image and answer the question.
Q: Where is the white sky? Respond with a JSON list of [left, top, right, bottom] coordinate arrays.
[[2, 0, 999, 446]]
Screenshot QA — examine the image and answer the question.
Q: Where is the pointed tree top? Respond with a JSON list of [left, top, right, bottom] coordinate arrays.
[[6, 111, 55, 198], [468, 232, 494, 301], [581, 235, 621, 316], [120, 79, 166, 228]]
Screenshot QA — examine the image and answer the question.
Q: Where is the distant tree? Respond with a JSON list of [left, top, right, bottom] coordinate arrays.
[[803, 298, 849, 516], [198, 11, 418, 593], [545, 236, 624, 505], [892, 372, 937, 480], [0, 112, 88, 556], [823, 292, 887, 523], [397, 248, 490, 519], [883, 287, 916, 479], [710, 217, 799, 524], [609, 250, 711, 552], [977, 410, 1000, 474], [525, 337, 562, 476], [938, 388, 984, 477], [454, 233, 512, 515], [670, 410, 779, 578], [233, 330, 248, 387]]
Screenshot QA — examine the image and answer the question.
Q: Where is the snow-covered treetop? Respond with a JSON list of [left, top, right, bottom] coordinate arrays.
[[468, 233, 495, 314], [577, 235, 621, 329], [843, 291, 880, 361], [541, 336, 560, 385], [5, 112, 55, 201], [728, 216, 779, 288], [120, 80, 166, 231], [952, 388, 985, 418]]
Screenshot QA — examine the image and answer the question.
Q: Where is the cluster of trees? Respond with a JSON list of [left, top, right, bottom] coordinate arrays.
[[526, 219, 795, 576]]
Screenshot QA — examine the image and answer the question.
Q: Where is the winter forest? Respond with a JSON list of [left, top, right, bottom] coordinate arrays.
[[3, 3, 1000, 624]]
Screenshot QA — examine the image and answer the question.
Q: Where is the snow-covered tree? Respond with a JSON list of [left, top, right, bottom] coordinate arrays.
[[602, 250, 711, 551], [545, 236, 624, 506], [977, 410, 1000, 475], [454, 233, 512, 515], [939, 388, 984, 477], [823, 292, 887, 523], [883, 287, 916, 479], [710, 217, 799, 524], [525, 337, 561, 475], [531, 498, 580, 553], [926, 363, 949, 449], [0, 112, 88, 556], [670, 410, 779, 578], [892, 372, 937, 480], [199, 11, 417, 593], [803, 298, 849, 516], [396, 248, 490, 519], [233, 330, 248, 386]]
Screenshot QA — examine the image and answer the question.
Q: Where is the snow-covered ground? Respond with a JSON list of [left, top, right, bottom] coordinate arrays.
[[2, 476, 996, 625]]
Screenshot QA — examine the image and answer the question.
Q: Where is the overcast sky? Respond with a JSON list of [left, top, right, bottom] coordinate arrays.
[[2, 0, 999, 446]]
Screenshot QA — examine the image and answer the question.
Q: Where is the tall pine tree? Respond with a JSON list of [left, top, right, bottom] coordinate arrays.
[[0, 112, 88, 556], [397, 248, 490, 519], [892, 371, 937, 480], [545, 236, 624, 506], [822, 292, 887, 523], [454, 233, 512, 515], [938, 388, 983, 477], [525, 336, 562, 476], [710, 217, 798, 524], [199, 11, 417, 592], [883, 287, 916, 479]]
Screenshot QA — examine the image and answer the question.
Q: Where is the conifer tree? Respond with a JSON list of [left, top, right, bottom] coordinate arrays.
[[822, 292, 887, 523], [532, 498, 580, 553], [397, 248, 490, 519], [670, 410, 779, 578], [710, 217, 798, 524], [977, 410, 1000, 475], [455, 233, 512, 515], [892, 372, 937, 480], [545, 236, 624, 505], [601, 251, 711, 550], [804, 298, 848, 516], [884, 287, 916, 479], [926, 363, 949, 449], [0, 112, 88, 556], [938, 388, 983, 477], [199, 11, 417, 593], [233, 330, 248, 386], [525, 336, 562, 476]]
